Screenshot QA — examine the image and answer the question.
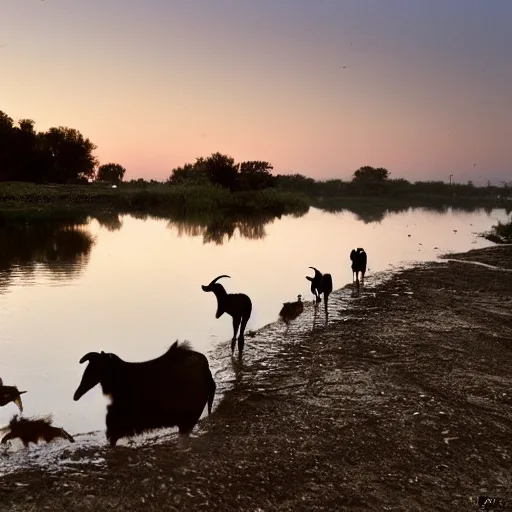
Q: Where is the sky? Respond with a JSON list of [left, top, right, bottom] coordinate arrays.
[[1, 0, 511, 184]]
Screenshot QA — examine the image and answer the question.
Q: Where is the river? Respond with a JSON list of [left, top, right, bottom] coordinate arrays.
[[0, 205, 509, 440]]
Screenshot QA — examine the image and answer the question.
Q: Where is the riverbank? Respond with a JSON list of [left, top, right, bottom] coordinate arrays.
[[0, 182, 310, 217], [1, 181, 508, 220], [1, 245, 511, 511]]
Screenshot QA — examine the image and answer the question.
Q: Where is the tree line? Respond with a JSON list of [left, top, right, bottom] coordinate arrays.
[[1, 109, 509, 199], [168, 159, 511, 199], [0, 110, 125, 184]]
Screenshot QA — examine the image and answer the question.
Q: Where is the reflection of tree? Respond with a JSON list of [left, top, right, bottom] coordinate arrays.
[[316, 201, 393, 224], [165, 211, 285, 245], [203, 218, 236, 245], [351, 207, 391, 224], [0, 214, 95, 293], [94, 211, 123, 232], [315, 198, 485, 225]]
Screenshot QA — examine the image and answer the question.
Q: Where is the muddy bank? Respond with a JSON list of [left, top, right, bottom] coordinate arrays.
[[1, 245, 512, 511]]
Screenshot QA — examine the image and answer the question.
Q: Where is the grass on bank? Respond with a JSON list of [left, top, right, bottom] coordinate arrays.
[[487, 218, 512, 243], [0, 182, 310, 217], [0, 181, 508, 221]]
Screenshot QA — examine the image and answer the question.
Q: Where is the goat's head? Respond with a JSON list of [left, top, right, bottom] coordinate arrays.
[[73, 351, 113, 401], [306, 267, 322, 286], [201, 275, 230, 294]]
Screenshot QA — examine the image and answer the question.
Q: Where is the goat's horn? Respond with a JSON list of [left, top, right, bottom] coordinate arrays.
[[14, 396, 23, 413], [308, 267, 318, 272], [79, 352, 98, 364], [208, 275, 231, 287]]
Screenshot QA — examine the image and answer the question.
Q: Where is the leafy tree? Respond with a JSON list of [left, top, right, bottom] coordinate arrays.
[[238, 161, 275, 190], [275, 173, 316, 194], [203, 152, 239, 191], [97, 163, 126, 184], [168, 155, 276, 191], [11, 119, 51, 183], [0, 111, 15, 180], [167, 159, 208, 185], [312, 179, 351, 197], [352, 166, 390, 183], [42, 126, 98, 183], [0, 112, 98, 184], [351, 166, 390, 194]]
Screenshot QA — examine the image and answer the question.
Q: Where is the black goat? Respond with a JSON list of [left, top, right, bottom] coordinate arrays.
[[350, 248, 367, 288], [306, 267, 333, 311], [73, 341, 216, 447], [1, 415, 74, 448], [0, 377, 26, 412], [202, 275, 252, 356]]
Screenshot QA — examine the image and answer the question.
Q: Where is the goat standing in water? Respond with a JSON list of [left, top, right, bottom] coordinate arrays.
[[350, 248, 367, 290], [306, 267, 333, 314], [74, 341, 216, 447], [202, 275, 252, 356]]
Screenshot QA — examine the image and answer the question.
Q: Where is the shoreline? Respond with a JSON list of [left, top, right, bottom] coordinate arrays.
[[1, 245, 512, 511], [0, 180, 508, 214]]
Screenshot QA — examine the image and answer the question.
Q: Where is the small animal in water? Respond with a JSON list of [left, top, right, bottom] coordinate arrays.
[[279, 294, 304, 323], [1, 415, 75, 448], [0, 377, 26, 412]]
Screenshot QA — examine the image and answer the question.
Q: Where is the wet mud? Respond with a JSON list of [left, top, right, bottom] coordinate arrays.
[[1, 245, 511, 511]]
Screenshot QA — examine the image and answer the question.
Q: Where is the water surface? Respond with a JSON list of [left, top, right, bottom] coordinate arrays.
[[0, 205, 509, 439]]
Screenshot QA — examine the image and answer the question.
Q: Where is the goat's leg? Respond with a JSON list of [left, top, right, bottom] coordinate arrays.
[[238, 315, 249, 355], [231, 315, 241, 354], [106, 407, 124, 447], [1, 433, 14, 445]]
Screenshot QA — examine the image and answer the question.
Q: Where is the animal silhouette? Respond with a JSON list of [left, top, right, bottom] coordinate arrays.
[[1, 415, 74, 448], [350, 248, 367, 289], [74, 341, 216, 447], [202, 275, 252, 356], [279, 294, 304, 323], [0, 378, 26, 412], [306, 267, 333, 313]]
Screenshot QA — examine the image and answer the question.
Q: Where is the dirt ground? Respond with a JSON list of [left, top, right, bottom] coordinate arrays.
[[1, 245, 511, 511]]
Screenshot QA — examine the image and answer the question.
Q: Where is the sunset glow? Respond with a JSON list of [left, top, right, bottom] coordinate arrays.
[[1, 1, 511, 183]]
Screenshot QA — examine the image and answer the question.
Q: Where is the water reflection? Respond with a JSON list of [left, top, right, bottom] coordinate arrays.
[[92, 202, 510, 244], [165, 212, 292, 245], [103, 210, 285, 245], [0, 213, 95, 292], [316, 199, 503, 224], [93, 211, 123, 232]]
